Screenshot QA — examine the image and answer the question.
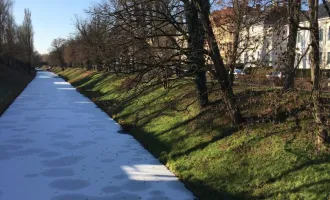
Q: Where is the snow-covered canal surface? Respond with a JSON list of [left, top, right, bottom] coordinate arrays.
[[0, 71, 194, 200]]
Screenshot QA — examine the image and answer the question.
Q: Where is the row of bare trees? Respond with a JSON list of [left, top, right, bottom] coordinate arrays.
[[46, 0, 244, 123], [0, 0, 39, 72], [46, 0, 329, 147]]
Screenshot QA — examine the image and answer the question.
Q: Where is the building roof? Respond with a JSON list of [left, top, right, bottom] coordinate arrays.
[[319, 1, 330, 19], [299, 2, 330, 22], [211, 5, 262, 28], [212, 2, 330, 27], [263, 5, 287, 25], [211, 7, 235, 27]]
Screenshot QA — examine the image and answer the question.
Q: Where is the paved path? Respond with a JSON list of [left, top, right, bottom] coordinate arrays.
[[0, 71, 194, 200]]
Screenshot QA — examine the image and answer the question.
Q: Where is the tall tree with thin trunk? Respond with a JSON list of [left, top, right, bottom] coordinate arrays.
[[283, 0, 301, 90], [50, 38, 66, 71], [308, 0, 329, 148], [22, 9, 34, 74], [228, 0, 247, 85], [0, 0, 14, 57], [193, 0, 243, 125], [184, 0, 209, 107]]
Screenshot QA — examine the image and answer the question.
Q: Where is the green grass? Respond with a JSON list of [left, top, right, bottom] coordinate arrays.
[[0, 64, 35, 116], [53, 67, 330, 200]]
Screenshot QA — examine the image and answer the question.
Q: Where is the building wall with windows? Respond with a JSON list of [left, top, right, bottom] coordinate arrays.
[[213, 3, 330, 70], [239, 22, 266, 68], [295, 20, 310, 69], [210, 8, 235, 64], [239, 20, 289, 69], [240, 15, 330, 70], [295, 17, 330, 70], [238, 5, 289, 69], [315, 17, 330, 69]]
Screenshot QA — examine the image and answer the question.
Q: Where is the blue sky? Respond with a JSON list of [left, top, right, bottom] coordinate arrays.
[[13, 0, 98, 54]]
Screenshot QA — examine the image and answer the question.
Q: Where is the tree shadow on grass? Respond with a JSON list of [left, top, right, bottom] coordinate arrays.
[[70, 74, 98, 88], [119, 99, 238, 162], [117, 91, 170, 119], [96, 81, 194, 123], [169, 126, 236, 160], [264, 178, 330, 199], [60, 69, 86, 80], [282, 178, 330, 193], [76, 74, 109, 91], [264, 144, 330, 185], [256, 135, 330, 199], [187, 179, 239, 200], [83, 73, 124, 91]]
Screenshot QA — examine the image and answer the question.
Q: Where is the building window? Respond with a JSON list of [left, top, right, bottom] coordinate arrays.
[[320, 52, 323, 63], [320, 29, 324, 41], [327, 52, 330, 64]]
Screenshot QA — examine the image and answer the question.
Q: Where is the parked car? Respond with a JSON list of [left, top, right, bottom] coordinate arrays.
[[266, 71, 285, 79], [229, 69, 246, 78], [180, 68, 194, 77]]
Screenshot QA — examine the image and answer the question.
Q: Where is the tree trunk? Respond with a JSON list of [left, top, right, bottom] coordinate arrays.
[[184, 1, 209, 107], [28, 50, 32, 75], [228, 24, 239, 84], [194, 0, 243, 125], [308, 0, 329, 148], [228, 0, 246, 85], [283, 0, 301, 90]]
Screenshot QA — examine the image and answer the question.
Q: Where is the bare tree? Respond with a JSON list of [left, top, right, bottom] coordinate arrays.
[[228, 0, 248, 84], [0, 0, 14, 56], [184, 0, 209, 107], [283, 0, 301, 90], [0, 1, 38, 74], [193, 0, 243, 125], [50, 38, 66, 70], [22, 9, 34, 74], [53, 0, 244, 125], [308, 0, 329, 148]]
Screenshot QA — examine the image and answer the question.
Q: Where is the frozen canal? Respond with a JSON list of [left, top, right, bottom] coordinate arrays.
[[0, 71, 194, 200]]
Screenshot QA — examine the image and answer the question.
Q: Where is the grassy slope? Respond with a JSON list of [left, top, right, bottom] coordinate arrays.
[[53, 67, 330, 200], [0, 64, 35, 116]]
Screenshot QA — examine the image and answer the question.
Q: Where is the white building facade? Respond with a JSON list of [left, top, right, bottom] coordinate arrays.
[[239, 6, 289, 69], [240, 4, 330, 70]]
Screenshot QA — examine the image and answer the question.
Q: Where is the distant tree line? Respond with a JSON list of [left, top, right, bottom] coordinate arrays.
[[0, 0, 40, 73]]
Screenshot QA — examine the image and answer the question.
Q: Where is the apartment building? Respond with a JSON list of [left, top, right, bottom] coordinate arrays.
[[239, 4, 288, 69], [296, 3, 330, 70], [237, 2, 330, 70], [211, 7, 235, 64]]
